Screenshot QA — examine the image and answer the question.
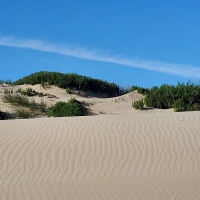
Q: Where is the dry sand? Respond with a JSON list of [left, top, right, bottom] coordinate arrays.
[[0, 85, 200, 200], [0, 84, 173, 115]]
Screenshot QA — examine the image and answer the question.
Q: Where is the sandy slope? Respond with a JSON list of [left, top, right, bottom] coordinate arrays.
[[0, 84, 173, 116], [0, 112, 200, 200]]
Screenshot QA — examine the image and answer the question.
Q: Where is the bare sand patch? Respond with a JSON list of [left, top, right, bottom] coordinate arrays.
[[0, 112, 200, 199]]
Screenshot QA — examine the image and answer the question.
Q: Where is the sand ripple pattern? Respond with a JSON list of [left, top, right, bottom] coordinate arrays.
[[0, 112, 200, 200]]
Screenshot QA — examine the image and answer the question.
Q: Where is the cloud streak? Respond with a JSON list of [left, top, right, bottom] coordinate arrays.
[[0, 35, 200, 79]]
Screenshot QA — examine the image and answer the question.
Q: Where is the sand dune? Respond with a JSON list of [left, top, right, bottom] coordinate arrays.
[[0, 84, 173, 115], [1, 112, 200, 199]]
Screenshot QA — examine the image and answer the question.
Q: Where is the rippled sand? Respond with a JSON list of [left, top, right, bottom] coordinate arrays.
[[1, 112, 200, 200]]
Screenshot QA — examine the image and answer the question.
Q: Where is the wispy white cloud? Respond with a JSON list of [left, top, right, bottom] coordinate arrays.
[[0, 35, 200, 79]]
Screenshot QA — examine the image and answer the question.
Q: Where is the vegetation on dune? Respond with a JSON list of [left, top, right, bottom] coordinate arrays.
[[132, 99, 144, 110], [1, 72, 200, 117], [47, 98, 85, 117], [144, 82, 200, 111], [4, 87, 37, 96], [1, 89, 87, 119], [16, 87, 44, 97], [2, 92, 47, 118], [14, 71, 121, 96], [66, 87, 72, 94], [130, 85, 150, 95]]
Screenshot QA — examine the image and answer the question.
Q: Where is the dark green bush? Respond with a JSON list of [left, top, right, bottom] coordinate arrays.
[[173, 99, 185, 112], [173, 99, 199, 112], [47, 98, 85, 117], [130, 85, 149, 95], [144, 85, 176, 109], [0, 110, 11, 120], [144, 82, 200, 111], [14, 71, 120, 96], [132, 99, 144, 110]]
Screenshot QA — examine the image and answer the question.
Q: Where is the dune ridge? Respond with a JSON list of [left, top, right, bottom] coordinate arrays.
[[0, 112, 200, 199]]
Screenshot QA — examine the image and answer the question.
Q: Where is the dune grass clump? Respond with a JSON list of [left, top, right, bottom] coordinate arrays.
[[4, 89, 13, 94], [47, 98, 85, 117], [1, 93, 47, 118], [132, 99, 144, 110], [14, 108, 32, 119], [16, 87, 40, 96], [16, 87, 45, 97], [144, 82, 200, 111]]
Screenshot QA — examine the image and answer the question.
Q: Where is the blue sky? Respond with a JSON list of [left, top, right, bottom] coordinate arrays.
[[0, 0, 200, 88]]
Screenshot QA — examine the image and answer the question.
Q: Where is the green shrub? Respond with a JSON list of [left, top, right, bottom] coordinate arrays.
[[144, 85, 176, 109], [47, 98, 85, 117], [66, 88, 72, 94], [132, 99, 144, 110], [173, 99, 199, 112], [130, 86, 149, 95], [173, 99, 185, 112], [144, 82, 200, 111]]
